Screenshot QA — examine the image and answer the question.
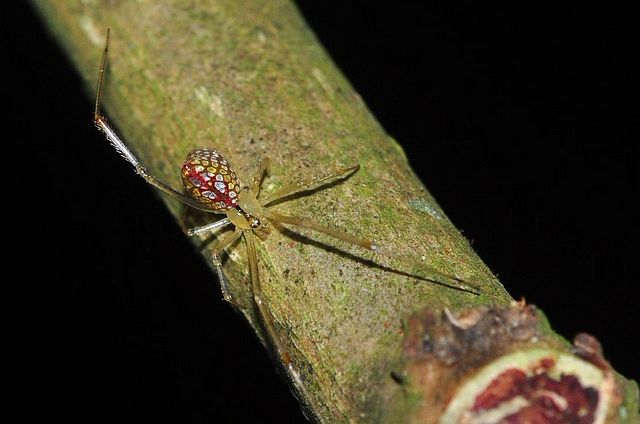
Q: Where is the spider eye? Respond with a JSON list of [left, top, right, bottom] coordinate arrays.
[[181, 149, 241, 211]]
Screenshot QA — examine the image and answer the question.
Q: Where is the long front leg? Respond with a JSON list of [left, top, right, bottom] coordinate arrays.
[[95, 117, 217, 213], [93, 29, 214, 213]]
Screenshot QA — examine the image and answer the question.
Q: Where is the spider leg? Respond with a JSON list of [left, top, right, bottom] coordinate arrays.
[[244, 230, 309, 398], [185, 218, 232, 237], [267, 211, 480, 294], [93, 29, 215, 213], [210, 228, 243, 304], [263, 164, 360, 206], [266, 211, 377, 251], [95, 116, 217, 212], [250, 157, 271, 197]]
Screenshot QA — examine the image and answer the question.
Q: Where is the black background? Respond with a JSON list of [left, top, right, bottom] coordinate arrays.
[[5, 2, 637, 423]]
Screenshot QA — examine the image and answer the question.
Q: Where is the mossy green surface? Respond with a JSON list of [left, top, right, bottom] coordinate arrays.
[[33, 1, 637, 422]]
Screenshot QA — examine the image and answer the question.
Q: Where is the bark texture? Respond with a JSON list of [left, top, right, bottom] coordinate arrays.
[[33, 1, 638, 422]]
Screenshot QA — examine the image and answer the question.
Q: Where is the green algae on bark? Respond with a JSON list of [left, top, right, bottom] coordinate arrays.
[[32, 1, 638, 422]]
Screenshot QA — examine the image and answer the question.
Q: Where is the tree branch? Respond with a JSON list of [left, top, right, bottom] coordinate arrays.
[[33, 1, 638, 422]]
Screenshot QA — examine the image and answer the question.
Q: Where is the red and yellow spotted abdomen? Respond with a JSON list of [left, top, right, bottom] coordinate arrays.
[[181, 149, 241, 211]]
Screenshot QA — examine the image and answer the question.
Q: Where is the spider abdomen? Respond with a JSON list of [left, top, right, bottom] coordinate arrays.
[[181, 149, 241, 211]]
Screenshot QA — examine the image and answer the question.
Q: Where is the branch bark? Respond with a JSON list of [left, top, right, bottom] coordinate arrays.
[[33, 1, 638, 422]]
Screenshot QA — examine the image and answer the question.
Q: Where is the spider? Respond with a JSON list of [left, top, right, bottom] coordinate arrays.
[[93, 30, 478, 394]]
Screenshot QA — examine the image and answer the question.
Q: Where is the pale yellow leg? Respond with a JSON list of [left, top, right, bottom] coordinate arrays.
[[250, 157, 271, 197], [184, 218, 231, 237], [266, 211, 480, 295], [210, 228, 243, 303], [243, 231, 311, 402], [263, 164, 359, 206], [266, 210, 377, 251]]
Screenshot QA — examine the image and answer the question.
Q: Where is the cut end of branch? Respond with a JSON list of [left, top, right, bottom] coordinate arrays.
[[392, 303, 630, 423]]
